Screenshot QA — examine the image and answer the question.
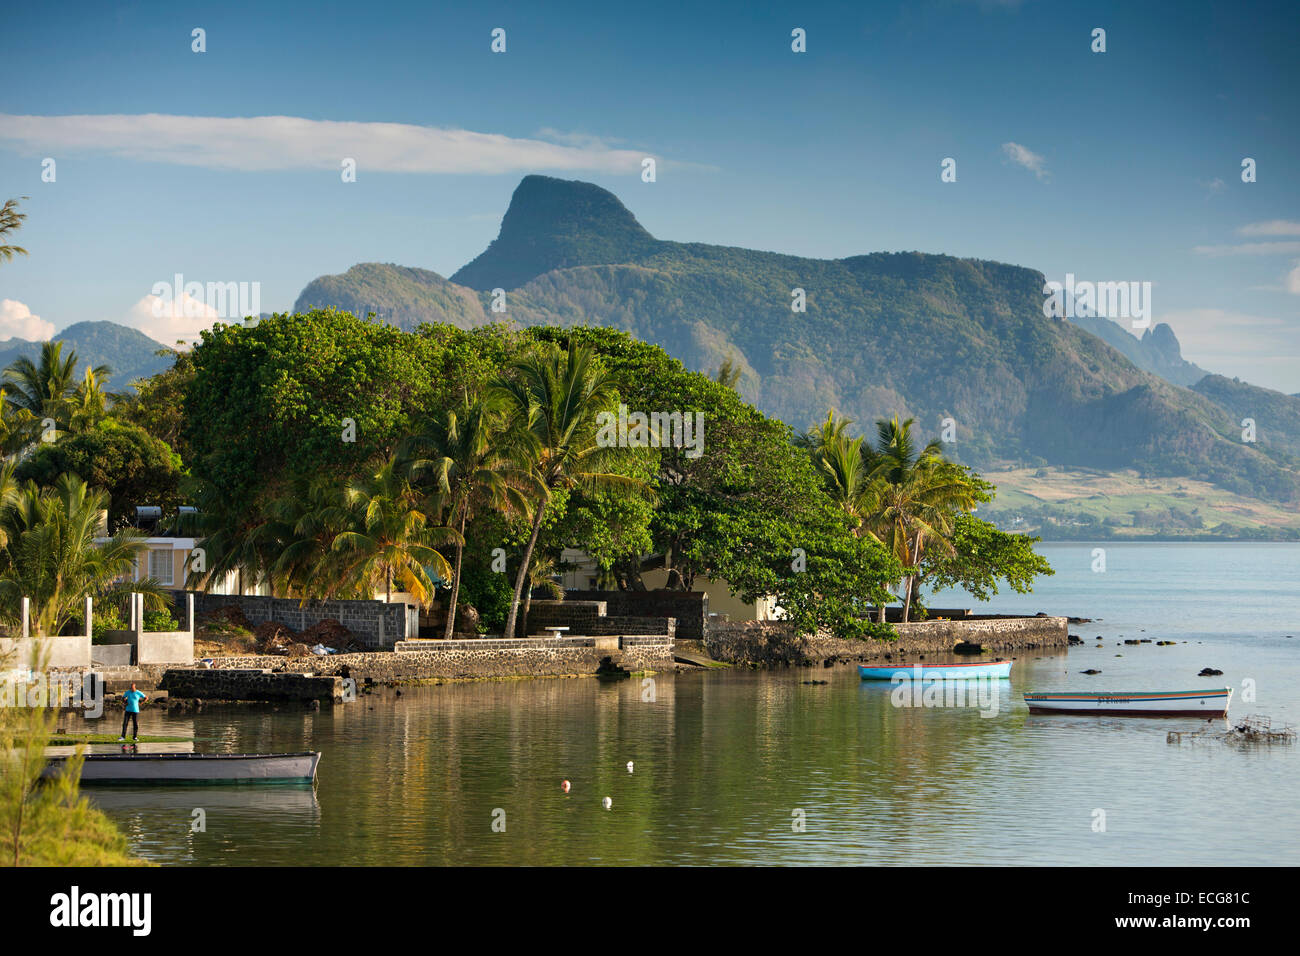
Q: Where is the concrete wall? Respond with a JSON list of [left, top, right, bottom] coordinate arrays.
[[705, 616, 1069, 667], [0, 635, 91, 669], [179, 590, 413, 648]]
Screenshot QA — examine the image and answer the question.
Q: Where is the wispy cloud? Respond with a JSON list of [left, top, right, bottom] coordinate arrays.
[[1237, 219, 1300, 237], [0, 113, 654, 175], [1286, 261, 1300, 295], [1192, 240, 1300, 256], [0, 299, 55, 341], [1000, 141, 1048, 180]]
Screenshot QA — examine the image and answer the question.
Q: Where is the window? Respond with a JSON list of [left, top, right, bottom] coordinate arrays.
[[149, 548, 174, 585]]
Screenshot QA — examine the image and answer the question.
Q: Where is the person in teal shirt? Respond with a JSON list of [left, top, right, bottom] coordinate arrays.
[[120, 683, 148, 740]]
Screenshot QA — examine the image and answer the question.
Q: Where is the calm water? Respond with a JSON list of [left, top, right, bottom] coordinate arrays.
[[78, 543, 1300, 866]]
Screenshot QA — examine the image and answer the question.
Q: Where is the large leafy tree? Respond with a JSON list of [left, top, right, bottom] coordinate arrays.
[[524, 327, 900, 637], [920, 512, 1054, 602], [14, 419, 184, 530]]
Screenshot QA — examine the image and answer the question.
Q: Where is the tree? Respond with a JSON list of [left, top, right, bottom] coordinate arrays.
[[3, 341, 111, 445], [0, 475, 164, 636], [112, 349, 193, 461], [14, 419, 184, 531], [401, 397, 539, 638], [330, 456, 458, 606], [921, 512, 1054, 602], [491, 340, 652, 638], [0, 197, 27, 263]]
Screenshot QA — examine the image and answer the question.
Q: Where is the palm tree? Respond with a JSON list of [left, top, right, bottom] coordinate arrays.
[[329, 456, 460, 606], [520, 552, 565, 640], [490, 341, 654, 638], [401, 397, 539, 638], [0, 197, 27, 263], [858, 417, 979, 622], [3, 341, 110, 444], [262, 477, 350, 599], [0, 474, 163, 636], [67, 365, 117, 432]]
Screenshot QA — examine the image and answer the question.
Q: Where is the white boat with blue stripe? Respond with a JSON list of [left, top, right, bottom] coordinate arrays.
[[858, 659, 1013, 681]]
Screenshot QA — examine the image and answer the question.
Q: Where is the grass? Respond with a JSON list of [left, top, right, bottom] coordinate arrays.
[[982, 466, 1300, 536]]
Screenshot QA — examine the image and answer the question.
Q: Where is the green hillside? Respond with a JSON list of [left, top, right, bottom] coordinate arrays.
[[0, 321, 173, 389], [292, 175, 1300, 509]]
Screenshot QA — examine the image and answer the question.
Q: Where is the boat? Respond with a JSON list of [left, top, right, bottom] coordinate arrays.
[[858, 659, 1013, 681], [1024, 688, 1231, 717], [43, 751, 321, 784]]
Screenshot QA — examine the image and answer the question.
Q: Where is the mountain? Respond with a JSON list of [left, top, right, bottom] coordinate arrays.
[[451, 176, 661, 290], [0, 321, 173, 388], [1191, 374, 1300, 459], [1067, 314, 1208, 387], [294, 175, 1300, 508]]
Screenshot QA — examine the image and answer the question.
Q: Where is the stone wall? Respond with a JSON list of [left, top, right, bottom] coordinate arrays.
[[159, 668, 344, 702], [705, 616, 1069, 667], [194, 634, 674, 682], [564, 590, 707, 641], [178, 590, 412, 648]]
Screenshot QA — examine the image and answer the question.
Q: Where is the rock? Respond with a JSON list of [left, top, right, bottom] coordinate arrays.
[[1082, 669, 1102, 675], [801, 680, 829, 685], [1198, 667, 1224, 676], [1124, 639, 1140, 645]]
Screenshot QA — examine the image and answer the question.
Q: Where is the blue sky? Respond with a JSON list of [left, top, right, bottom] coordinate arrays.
[[2, 0, 1298, 390]]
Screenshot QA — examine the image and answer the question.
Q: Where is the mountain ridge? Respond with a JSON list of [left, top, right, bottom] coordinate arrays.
[[290, 175, 1299, 507]]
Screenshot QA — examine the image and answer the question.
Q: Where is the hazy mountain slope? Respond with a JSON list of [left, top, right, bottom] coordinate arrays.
[[1191, 374, 1300, 459], [1068, 314, 1208, 387], [295, 262, 490, 329], [0, 321, 172, 388], [294, 175, 1300, 505]]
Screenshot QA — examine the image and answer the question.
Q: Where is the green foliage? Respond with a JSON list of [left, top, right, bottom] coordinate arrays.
[[144, 609, 179, 632], [923, 512, 1054, 601], [14, 419, 183, 529], [456, 561, 512, 632]]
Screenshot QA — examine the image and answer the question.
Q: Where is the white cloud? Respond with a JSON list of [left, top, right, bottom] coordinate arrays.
[[1237, 219, 1300, 237], [1001, 141, 1049, 180], [1192, 240, 1300, 256], [125, 292, 221, 346], [0, 299, 56, 341], [1286, 261, 1300, 295], [0, 113, 653, 175]]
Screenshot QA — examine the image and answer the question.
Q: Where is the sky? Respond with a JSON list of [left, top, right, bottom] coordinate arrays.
[[2, 0, 1298, 391]]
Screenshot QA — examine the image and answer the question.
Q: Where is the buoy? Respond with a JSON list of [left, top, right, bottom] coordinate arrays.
[[626, 761, 634, 773], [602, 796, 612, 809], [561, 780, 571, 793]]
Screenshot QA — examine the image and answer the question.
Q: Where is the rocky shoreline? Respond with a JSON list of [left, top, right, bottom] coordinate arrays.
[[704, 616, 1070, 668]]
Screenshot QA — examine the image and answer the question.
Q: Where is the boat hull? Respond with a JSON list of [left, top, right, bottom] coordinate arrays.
[[858, 659, 1013, 681], [44, 752, 321, 784], [1024, 689, 1231, 717]]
